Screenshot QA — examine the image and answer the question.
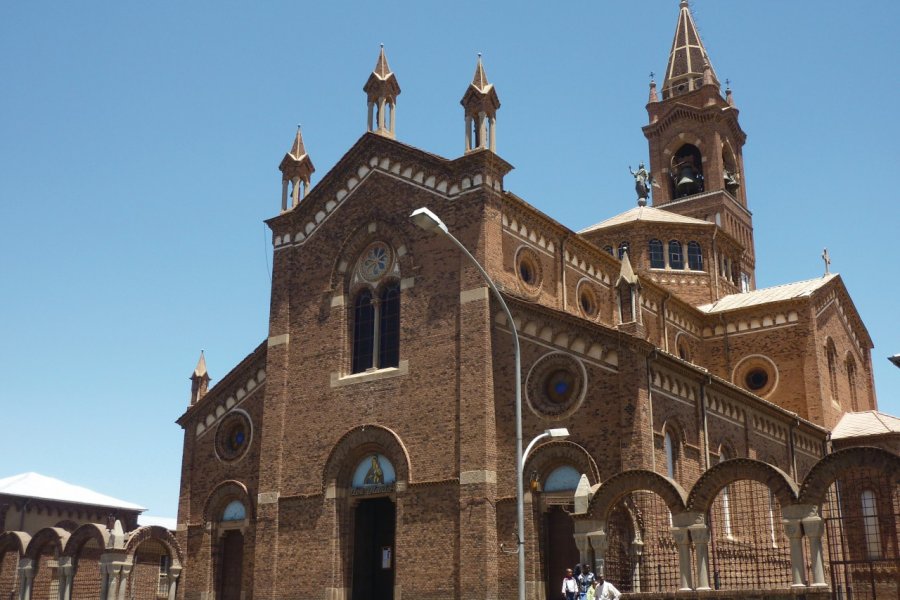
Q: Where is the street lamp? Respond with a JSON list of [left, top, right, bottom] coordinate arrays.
[[410, 206, 528, 600], [523, 428, 571, 468]]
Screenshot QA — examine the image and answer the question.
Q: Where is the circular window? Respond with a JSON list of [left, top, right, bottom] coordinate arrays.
[[578, 282, 598, 318], [358, 242, 393, 282], [733, 355, 778, 398], [745, 368, 768, 391], [526, 352, 587, 419], [216, 411, 252, 462], [515, 247, 542, 296]]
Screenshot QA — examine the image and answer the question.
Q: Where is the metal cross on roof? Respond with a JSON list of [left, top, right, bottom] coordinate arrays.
[[822, 248, 831, 275], [649, 71, 655, 81]]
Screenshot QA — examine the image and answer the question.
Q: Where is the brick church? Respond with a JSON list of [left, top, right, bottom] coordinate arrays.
[[2, 2, 898, 600]]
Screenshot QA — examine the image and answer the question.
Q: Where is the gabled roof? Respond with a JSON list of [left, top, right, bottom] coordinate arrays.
[[579, 205, 712, 234], [0, 472, 146, 511], [697, 274, 836, 313], [832, 411, 900, 439]]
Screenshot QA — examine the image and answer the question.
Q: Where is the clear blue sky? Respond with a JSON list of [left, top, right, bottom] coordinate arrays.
[[2, 1, 898, 519]]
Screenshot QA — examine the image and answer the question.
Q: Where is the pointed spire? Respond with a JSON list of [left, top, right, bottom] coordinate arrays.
[[288, 125, 307, 159], [190, 351, 210, 405], [364, 45, 401, 139], [193, 351, 207, 378], [461, 53, 501, 153], [648, 73, 659, 104], [279, 125, 315, 211], [471, 53, 490, 91], [662, 0, 719, 99], [373, 43, 391, 79], [617, 252, 639, 286]]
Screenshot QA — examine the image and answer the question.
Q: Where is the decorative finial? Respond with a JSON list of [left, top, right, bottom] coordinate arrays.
[[725, 78, 731, 90], [649, 71, 655, 82], [380, 42, 384, 48], [680, 0, 689, 7], [297, 123, 302, 131], [477, 52, 482, 58], [822, 248, 831, 275]]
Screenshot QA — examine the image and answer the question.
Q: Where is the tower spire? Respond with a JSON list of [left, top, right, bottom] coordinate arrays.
[[461, 53, 501, 153], [662, 0, 719, 99], [364, 45, 401, 139], [279, 125, 315, 212]]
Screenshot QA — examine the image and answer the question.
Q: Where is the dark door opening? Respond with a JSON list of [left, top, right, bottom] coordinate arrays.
[[544, 506, 580, 600], [352, 497, 396, 600], [218, 530, 244, 600]]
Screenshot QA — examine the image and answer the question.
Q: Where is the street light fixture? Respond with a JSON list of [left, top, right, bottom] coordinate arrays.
[[410, 206, 528, 600], [523, 428, 571, 468]]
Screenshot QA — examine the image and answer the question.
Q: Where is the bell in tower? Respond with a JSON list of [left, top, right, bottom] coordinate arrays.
[[671, 144, 703, 198]]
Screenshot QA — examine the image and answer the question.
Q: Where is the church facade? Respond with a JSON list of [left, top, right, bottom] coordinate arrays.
[[1, 2, 898, 600]]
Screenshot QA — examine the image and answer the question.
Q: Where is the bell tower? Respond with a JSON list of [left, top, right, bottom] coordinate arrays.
[[644, 0, 755, 290]]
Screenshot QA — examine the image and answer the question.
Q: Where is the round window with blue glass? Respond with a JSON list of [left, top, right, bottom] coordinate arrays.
[[216, 411, 252, 462], [526, 352, 587, 418]]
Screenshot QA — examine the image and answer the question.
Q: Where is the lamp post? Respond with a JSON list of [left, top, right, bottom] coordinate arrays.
[[410, 206, 528, 600], [523, 428, 571, 468]]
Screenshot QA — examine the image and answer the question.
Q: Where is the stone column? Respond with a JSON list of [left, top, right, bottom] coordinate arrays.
[[281, 179, 288, 211], [57, 556, 73, 600], [670, 527, 693, 591], [367, 101, 374, 132], [17, 558, 34, 600], [630, 541, 643, 593], [167, 565, 182, 600], [489, 116, 496, 152], [378, 99, 386, 130], [688, 525, 711, 591], [802, 515, 828, 587], [478, 112, 487, 149], [782, 518, 806, 587], [586, 530, 608, 577], [114, 562, 133, 600]]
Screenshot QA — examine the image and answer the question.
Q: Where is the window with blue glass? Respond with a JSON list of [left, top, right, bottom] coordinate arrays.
[[668, 240, 684, 270], [649, 239, 664, 268], [687, 241, 703, 270]]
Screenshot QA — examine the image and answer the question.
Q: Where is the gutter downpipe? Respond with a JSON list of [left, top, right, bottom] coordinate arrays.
[[646, 349, 658, 473]]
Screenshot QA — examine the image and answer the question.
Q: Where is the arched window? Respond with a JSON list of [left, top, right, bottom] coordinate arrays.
[[352, 290, 375, 373], [668, 240, 684, 270], [664, 431, 677, 479], [719, 449, 732, 538], [544, 466, 582, 492], [847, 356, 859, 411], [649, 239, 664, 268], [826, 340, 838, 401], [222, 500, 247, 522], [617, 241, 630, 260], [379, 283, 400, 368], [861, 490, 882, 559], [604, 246, 614, 256], [687, 241, 703, 271]]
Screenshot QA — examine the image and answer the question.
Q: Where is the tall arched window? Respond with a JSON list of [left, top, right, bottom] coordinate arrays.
[[687, 241, 703, 271], [379, 283, 400, 368], [861, 490, 882, 559], [846, 356, 859, 411], [664, 431, 677, 479], [668, 240, 684, 270], [352, 290, 375, 373], [719, 449, 732, 538], [617, 241, 630, 260], [649, 239, 664, 268], [826, 340, 838, 401]]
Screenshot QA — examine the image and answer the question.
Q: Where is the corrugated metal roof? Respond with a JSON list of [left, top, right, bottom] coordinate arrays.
[[832, 411, 900, 439], [579, 206, 712, 233], [698, 274, 836, 313], [0, 472, 146, 511]]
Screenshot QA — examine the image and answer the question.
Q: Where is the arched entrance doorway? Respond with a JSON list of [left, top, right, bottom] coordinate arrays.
[[540, 465, 586, 598], [349, 454, 397, 600]]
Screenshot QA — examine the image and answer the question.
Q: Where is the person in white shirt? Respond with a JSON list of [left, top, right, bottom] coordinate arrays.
[[593, 575, 621, 600], [561, 568, 579, 600]]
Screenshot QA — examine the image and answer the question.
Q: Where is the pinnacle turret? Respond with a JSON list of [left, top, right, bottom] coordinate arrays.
[[461, 54, 500, 153], [279, 125, 315, 211], [364, 45, 401, 139], [190, 351, 210, 405]]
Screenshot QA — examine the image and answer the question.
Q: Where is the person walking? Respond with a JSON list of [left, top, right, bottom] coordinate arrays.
[[593, 574, 621, 600], [577, 563, 595, 600], [561, 568, 578, 600]]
